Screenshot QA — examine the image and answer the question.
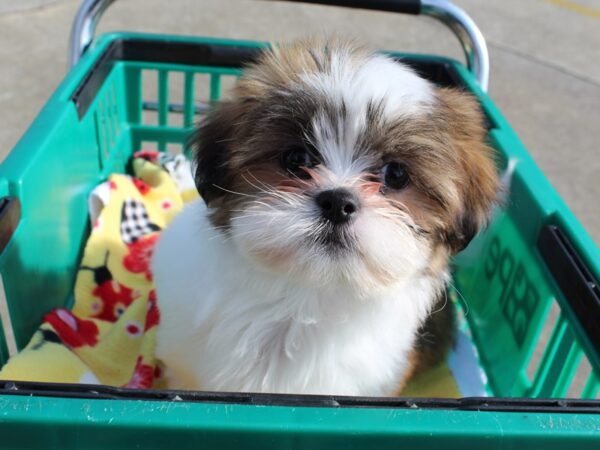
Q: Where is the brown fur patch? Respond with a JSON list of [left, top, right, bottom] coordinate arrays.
[[433, 88, 500, 251], [393, 349, 419, 396], [236, 37, 370, 101], [357, 90, 499, 254]]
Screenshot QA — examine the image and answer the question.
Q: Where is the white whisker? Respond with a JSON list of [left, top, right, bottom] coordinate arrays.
[[212, 184, 257, 198], [447, 280, 469, 318], [430, 289, 449, 315]]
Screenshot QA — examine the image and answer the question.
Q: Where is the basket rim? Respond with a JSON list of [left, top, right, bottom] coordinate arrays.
[[2, 380, 599, 413], [71, 32, 468, 120]]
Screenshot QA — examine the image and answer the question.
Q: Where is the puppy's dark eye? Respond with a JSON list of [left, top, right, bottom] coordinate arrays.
[[281, 145, 317, 179], [382, 162, 410, 190]]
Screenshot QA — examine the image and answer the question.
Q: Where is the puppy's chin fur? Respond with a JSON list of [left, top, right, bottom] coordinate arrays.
[[152, 38, 499, 395], [229, 194, 432, 298]]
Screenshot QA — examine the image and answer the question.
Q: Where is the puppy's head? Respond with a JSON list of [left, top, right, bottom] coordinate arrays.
[[192, 39, 499, 292]]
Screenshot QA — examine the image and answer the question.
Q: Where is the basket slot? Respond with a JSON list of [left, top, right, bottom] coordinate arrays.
[[528, 316, 583, 397], [552, 340, 583, 398], [194, 73, 211, 115], [525, 301, 560, 383], [140, 141, 158, 151], [529, 316, 566, 396], [582, 373, 600, 399], [167, 72, 185, 128], [566, 356, 595, 399], [141, 69, 159, 126]]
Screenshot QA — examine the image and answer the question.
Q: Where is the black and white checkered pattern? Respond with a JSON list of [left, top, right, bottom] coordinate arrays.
[[120, 198, 161, 244]]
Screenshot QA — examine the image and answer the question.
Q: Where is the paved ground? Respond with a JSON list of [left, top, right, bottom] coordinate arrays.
[[0, 0, 598, 394]]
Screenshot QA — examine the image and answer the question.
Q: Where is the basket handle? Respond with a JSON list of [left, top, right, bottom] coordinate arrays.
[[68, 0, 115, 69], [68, 0, 489, 91]]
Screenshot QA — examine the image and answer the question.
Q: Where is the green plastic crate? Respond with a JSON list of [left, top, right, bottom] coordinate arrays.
[[0, 31, 599, 448]]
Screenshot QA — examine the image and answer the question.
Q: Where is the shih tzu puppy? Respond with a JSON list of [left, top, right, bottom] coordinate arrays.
[[152, 38, 499, 396]]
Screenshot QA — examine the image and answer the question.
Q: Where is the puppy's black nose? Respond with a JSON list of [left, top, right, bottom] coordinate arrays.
[[316, 189, 360, 225]]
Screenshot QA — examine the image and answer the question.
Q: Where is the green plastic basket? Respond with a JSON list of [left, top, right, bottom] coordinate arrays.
[[0, 4, 600, 449]]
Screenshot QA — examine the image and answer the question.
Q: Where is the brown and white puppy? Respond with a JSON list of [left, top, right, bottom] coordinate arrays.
[[152, 39, 499, 395]]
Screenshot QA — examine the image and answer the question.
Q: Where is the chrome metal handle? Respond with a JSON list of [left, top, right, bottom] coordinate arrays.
[[421, 0, 489, 91], [68, 0, 489, 91], [68, 0, 116, 69]]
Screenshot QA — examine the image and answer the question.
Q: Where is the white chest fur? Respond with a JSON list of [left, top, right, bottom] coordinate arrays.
[[152, 201, 440, 396]]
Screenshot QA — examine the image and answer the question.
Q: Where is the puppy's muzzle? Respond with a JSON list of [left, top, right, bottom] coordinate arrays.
[[315, 188, 360, 225]]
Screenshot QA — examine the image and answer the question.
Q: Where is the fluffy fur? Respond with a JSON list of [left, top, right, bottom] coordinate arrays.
[[152, 39, 499, 396]]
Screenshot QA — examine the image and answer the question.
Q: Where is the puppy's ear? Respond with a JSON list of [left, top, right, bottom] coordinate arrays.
[[190, 102, 245, 205], [437, 88, 500, 253]]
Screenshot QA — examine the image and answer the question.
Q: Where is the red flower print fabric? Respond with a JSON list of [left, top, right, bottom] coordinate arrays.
[[44, 309, 100, 348], [123, 233, 159, 281]]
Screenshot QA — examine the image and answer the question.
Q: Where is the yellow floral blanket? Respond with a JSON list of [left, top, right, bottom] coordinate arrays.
[[0, 151, 197, 388]]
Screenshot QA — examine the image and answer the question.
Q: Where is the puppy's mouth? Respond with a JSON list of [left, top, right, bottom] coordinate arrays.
[[315, 222, 355, 253]]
